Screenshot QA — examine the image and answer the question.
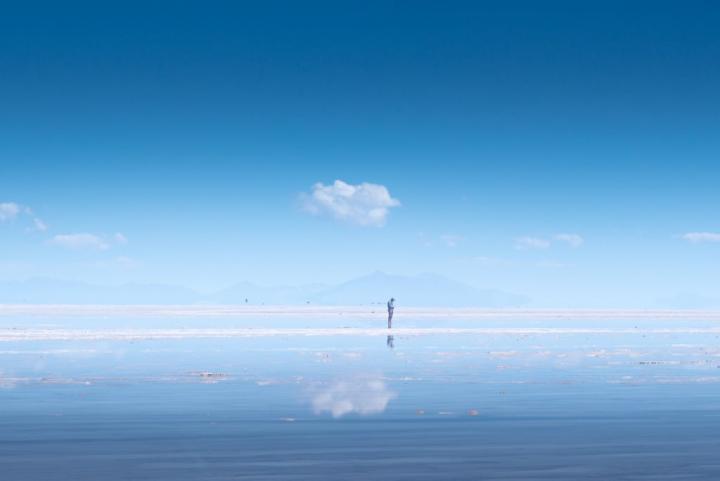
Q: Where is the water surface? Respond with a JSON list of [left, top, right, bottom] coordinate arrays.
[[2, 310, 720, 480]]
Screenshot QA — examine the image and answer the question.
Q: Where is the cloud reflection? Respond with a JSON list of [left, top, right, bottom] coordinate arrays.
[[312, 375, 396, 418]]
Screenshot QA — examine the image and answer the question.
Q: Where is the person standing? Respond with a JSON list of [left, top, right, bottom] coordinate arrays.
[[387, 297, 395, 329]]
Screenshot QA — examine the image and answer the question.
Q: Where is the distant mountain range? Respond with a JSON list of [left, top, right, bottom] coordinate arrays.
[[309, 272, 527, 307], [0, 272, 529, 307]]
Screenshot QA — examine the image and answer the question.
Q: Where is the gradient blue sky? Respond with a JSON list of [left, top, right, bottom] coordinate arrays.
[[2, 1, 720, 306]]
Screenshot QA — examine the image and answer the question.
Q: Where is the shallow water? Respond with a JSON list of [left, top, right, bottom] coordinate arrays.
[[2, 313, 720, 480]]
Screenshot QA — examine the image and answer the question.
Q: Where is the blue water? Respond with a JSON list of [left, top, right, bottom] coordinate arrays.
[[2, 326, 720, 479]]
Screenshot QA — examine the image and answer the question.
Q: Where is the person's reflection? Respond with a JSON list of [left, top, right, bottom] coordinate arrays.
[[386, 335, 395, 349]]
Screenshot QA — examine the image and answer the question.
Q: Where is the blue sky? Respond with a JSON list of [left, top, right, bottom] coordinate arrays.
[[2, 1, 720, 306]]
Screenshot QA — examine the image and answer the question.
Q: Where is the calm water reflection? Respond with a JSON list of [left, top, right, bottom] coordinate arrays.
[[3, 327, 720, 479]]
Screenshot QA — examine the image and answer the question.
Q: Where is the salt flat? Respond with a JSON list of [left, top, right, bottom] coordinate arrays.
[[5, 326, 720, 341], [3, 305, 720, 319], [4, 305, 720, 340]]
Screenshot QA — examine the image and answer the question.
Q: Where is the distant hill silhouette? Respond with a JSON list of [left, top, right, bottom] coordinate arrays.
[[208, 281, 328, 305], [311, 271, 528, 307], [0, 272, 528, 307]]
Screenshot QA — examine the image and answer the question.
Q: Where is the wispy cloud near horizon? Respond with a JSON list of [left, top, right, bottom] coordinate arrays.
[[682, 232, 720, 243], [0, 202, 21, 221], [514, 236, 551, 250], [554, 233, 584, 247], [49, 233, 128, 251], [1, 202, 48, 232], [515, 233, 584, 250], [32, 218, 48, 232], [440, 234, 464, 248]]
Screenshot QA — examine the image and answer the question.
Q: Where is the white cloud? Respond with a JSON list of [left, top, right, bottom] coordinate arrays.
[[93, 256, 141, 269], [0, 202, 21, 221], [417, 232, 434, 247], [0, 203, 129, 250], [440, 234, 464, 248], [311, 376, 396, 418], [535, 260, 569, 268], [473, 256, 512, 267], [418, 232, 464, 248], [32, 218, 48, 232], [114, 256, 138, 268], [49, 232, 128, 251], [49, 233, 110, 251], [514, 236, 550, 250], [514, 233, 584, 249], [682, 232, 720, 244], [1, 202, 48, 232], [301, 180, 400, 227], [554, 233, 584, 248]]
